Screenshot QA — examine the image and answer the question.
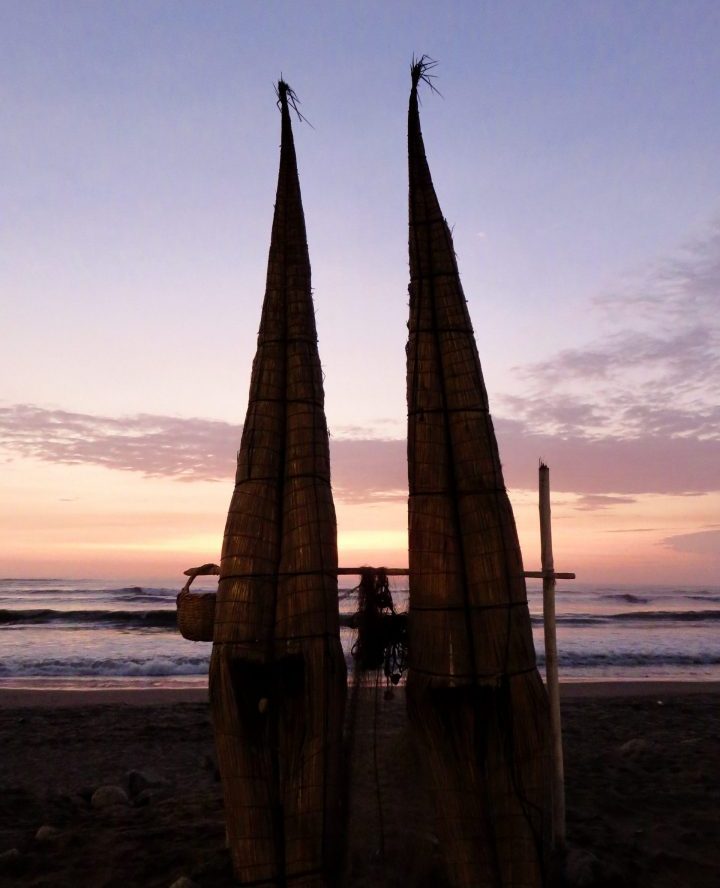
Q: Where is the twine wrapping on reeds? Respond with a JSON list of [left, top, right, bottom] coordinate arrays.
[[405, 57, 551, 886], [209, 80, 346, 887]]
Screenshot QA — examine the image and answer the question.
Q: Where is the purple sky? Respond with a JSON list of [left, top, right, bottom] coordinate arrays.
[[1, 1, 719, 582]]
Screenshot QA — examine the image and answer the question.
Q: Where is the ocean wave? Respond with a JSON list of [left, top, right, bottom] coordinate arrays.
[[1, 586, 146, 594], [0, 655, 209, 678], [4, 605, 720, 630], [2, 649, 717, 678], [530, 609, 720, 626], [598, 593, 650, 604], [0, 592, 173, 604], [0, 586, 179, 610], [538, 651, 720, 668], [0, 578, 65, 582], [0, 608, 178, 628], [531, 615, 599, 626], [610, 609, 720, 622]]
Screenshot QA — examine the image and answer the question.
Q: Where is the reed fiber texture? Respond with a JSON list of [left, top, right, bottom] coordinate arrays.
[[209, 82, 346, 888], [405, 61, 551, 887]]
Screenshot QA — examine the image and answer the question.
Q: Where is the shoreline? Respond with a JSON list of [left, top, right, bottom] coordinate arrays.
[[1, 678, 719, 707]]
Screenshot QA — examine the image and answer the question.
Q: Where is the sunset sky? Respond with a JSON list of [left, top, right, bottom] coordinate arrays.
[[2, 1, 719, 585]]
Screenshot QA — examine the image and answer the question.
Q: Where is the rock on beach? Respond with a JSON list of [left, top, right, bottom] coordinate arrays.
[[91, 785, 129, 809], [35, 825, 61, 842]]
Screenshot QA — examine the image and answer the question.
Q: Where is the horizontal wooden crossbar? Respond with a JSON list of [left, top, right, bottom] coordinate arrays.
[[184, 563, 575, 581], [337, 567, 575, 580]]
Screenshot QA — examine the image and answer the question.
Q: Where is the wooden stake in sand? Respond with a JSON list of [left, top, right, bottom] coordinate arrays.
[[539, 461, 566, 852]]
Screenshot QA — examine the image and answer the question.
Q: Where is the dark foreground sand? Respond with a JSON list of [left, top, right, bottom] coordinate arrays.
[[0, 683, 718, 887]]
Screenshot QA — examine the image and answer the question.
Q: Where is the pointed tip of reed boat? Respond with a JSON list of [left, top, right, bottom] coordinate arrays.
[[275, 77, 310, 126], [410, 54, 441, 95], [276, 77, 290, 106]]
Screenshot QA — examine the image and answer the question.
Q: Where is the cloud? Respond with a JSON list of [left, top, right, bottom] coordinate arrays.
[[4, 225, 718, 507], [3, 220, 719, 500], [604, 528, 658, 534], [574, 495, 637, 511], [493, 417, 720, 495], [522, 327, 715, 386], [0, 404, 237, 481], [2, 404, 719, 500], [598, 221, 720, 321], [0, 403, 407, 501], [661, 528, 720, 558], [506, 222, 720, 441], [330, 438, 407, 503]]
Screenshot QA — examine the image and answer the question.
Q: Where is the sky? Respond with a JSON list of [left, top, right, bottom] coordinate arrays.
[[1, 0, 719, 585]]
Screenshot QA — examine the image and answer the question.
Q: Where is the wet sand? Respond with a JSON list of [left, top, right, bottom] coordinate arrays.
[[0, 683, 718, 887]]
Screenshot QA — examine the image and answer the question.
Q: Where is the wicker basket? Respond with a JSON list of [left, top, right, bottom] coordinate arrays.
[[176, 589, 216, 642]]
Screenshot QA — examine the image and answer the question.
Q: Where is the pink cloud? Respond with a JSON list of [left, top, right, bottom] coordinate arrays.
[[494, 418, 720, 495], [0, 404, 236, 482], [661, 528, 720, 559], [1, 404, 719, 500], [573, 494, 637, 511]]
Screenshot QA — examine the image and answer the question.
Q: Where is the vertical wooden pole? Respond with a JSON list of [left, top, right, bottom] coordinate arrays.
[[539, 461, 566, 851]]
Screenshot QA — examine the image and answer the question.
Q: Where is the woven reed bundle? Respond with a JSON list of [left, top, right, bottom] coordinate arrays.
[[210, 81, 346, 888], [405, 59, 551, 887]]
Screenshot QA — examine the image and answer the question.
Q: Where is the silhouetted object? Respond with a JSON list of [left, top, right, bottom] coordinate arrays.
[[539, 462, 566, 852], [208, 81, 346, 887], [176, 563, 219, 641], [350, 568, 408, 682], [405, 57, 551, 886]]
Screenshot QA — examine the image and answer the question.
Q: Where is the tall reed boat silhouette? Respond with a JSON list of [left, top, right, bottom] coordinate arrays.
[[176, 63, 574, 887]]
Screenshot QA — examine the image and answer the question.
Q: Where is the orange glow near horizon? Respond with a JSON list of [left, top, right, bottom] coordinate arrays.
[[1, 456, 718, 586]]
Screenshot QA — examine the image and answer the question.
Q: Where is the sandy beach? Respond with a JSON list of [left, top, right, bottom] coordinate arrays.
[[0, 683, 718, 887]]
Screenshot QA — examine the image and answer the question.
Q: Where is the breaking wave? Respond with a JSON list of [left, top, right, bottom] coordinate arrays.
[[0, 655, 209, 678], [538, 651, 720, 668], [599, 592, 651, 604], [530, 610, 720, 626], [0, 609, 177, 628]]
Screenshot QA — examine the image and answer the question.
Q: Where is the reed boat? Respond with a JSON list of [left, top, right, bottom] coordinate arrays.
[[202, 81, 346, 888], [405, 59, 552, 887]]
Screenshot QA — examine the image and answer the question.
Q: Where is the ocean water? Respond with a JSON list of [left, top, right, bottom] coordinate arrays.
[[1, 577, 719, 689]]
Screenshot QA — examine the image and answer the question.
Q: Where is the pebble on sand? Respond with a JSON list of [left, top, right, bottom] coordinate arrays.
[[0, 848, 21, 869], [618, 738, 652, 756], [126, 769, 170, 797], [169, 877, 198, 888], [91, 785, 130, 808], [35, 825, 61, 842], [564, 847, 601, 887], [135, 786, 172, 806]]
